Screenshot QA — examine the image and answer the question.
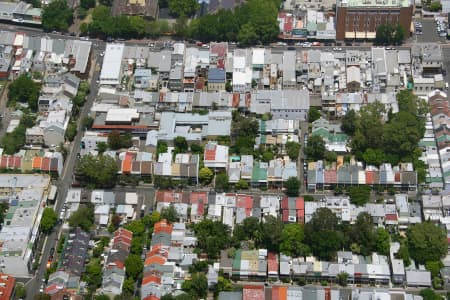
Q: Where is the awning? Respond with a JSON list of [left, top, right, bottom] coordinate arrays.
[[366, 32, 376, 39], [345, 32, 355, 39]]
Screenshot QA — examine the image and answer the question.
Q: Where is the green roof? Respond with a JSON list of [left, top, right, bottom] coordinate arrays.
[[419, 140, 436, 147], [312, 128, 348, 143], [233, 249, 242, 270], [436, 135, 450, 143], [252, 163, 267, 182]]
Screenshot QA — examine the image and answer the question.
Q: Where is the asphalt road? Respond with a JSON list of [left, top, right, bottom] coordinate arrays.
[[25, 46, 103, 300]]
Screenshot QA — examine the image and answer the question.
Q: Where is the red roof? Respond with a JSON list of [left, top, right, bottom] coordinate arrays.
[[142, 275, 161, 285], [113, 228, 133, 249], [144, 255, 166, 266], [196, 202, 204, 216], [0, 274, 15, 300], [243, 286, 265, 300], [394, 172, 401, 182], [204, 148, 216, 161], [297, 210, 305, 223], [45, 283, 62, 296], [236, 194, 253, 208], [267, 252, 278, 273], [122, 152, 133, 174], [41, 157, 50, 171], [232, 93, 240, 107], [0, 157, 7, 169], [7, 156, 14, 169], [385, 214, 398, 221], [142, 296, 160, 300], [295, 197, 304, 210], [272, 286, 287, 300], [324, 170, 337, 184], [154, 220, 173, 234], [281, 197, 289, 210], [282, 210, 289, 222], [190, 192, 208, 204], [13, 156, 21, 169], [32, 157, 42, 169], [365, 171, 375, 184]]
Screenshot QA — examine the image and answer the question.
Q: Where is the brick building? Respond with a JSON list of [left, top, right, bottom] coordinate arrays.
[[336, 0, 413, 40]]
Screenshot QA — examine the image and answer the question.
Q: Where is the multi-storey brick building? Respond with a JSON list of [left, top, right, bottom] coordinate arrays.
[[336, 0, 413, 40]]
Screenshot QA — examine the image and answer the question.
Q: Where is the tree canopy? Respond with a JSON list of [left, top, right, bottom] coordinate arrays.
[[75, 155, 119, 188], [192, 219, 231, 259], [108, 131, 132, 150], [407, 222, 447, 265], [305, 135, 326, 161], [41, 208, 58, 233], [42, 0, 73, 32], [375, 23, 405, 45], [286, 141, 301, 160], [8, 75, 40, 111], [125, 254, 143, 280], [169, 0, 199, 17], [280, 223, 309, 257], [68, 205, 94, 231], [285, 177, 300, 197]]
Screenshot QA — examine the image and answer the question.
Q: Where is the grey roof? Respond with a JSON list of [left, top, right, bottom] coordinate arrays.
[[218, 291, 242, 300], [208, 68, 226, 83], [270, 89, 310, 110], [53, 39, 65, 54]]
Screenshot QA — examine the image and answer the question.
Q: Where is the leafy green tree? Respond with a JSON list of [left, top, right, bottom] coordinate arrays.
[[375, 227, 390, 256], [407, 222, 447, 265], [362, 148, 385, 167], [305, 135, 326, 161], [215, 173, 229, 191], [94, 296, 111, 300], [199, 167, 213, 184], [108, 130, 132, 150], [122, 277, 134, 295], [80, 0, 95, 9], [280, 223, 309, 257], [182, 273, 208, 299], [336, 272, 348, 286], [341, 110, 357, 135], [305, 208, 343, 260], [235, 179, 249, 190], [41, 208, 58, 233], [157, 140, 168, 156], [192, 219, 231, 259], [238, 23, 259, 46], [42, 0, 73, 32], [324, 151, 337, 163], [308, 107, 321, 123], [348, 185, 371, 206], [8, 75, 40, 111], [425, 261, 443, 278], [85, 258, 102, 291], [286, 141, 301, 160], [97, 141, 108, 154], [260, 216, 283, 252], [375, 23, 405, 45], [75, 155, 119, 188], [190, 143, 203, 154], [169, 0, 199, 16], [174, 136, 188, 153], [13, 283, 26, 300], [262, 151, 274, 162], [68, 205, 94, 231], [285, 177, 300, 197], [428, 1, 442, 11], [419, 288, 441, 300], [350, 212, 375, 256], [81, 116, 94, 129], [233, 217, 261, 243], [231, 116, 259, 154], [214, 276, 233, 297], [125, 220, 145, 236], [65, 122, 77, 142], [161, 205, 178, 223], [125, 254, 143, 280]]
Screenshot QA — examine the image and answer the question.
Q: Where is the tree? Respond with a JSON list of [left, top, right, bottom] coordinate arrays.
[[375, 23, 405, 45], [68, 205, 94, 231], [419, 288, 442, 300], [8, 75, 40, 111], [280, 223, 309, 257], [375, 227, 390, 256], [233, 217, 261, 243], [85, 258, 102, 291], [108, 131, 132, 150], [174, 136, 188, 153], [94, 296, 111, 300], [350, 212, 376, 256], [235, 179, 249, 190], [65, 122, 77, 142], [308, 107, 321, 123], [305, 208, 343, 260], [80, 0, 96, 9], [348, 185, 371, 206], [122, 277, 134, 295], [260, 216, 283, 252], [342, 110, 357, 136], [169, 0, 199, 16], [161, 205, 178, 223], [362, 148, 385, 167], [192, 219, 231, 259], [425, 261, 443, 278], [407, 222, 447, 265], [285, 177, 300, 197], [75, 155, 119, 188], [34, 295, 51, 300], [324, 151, 337, 163], [157, 140, 168, 156], [305, 135, 326, 161], [81, 116, 94, 129], [190, 143, 203, 154], [183, 273, 208, 299], [42, 0, 73, 32], [215, 173, 229, 191], [238, 23, 259, 46], [428, 1, 442, 11], [336, 272, 348, 287], [97, 141, 108, 154], [199, 167, 213, 184], [214, 276, 233, 297], [125, 220, 145, 236], [41, 208, 58, 233], [125, 254, 143, 280], [286, 141, 301, 160], [13, 283, 26, 300]]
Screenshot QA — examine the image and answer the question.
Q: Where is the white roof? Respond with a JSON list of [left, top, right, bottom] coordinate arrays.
[[100, 43, 125, 84], [125, 192, 138, 205], [105, 108, 139, 123]]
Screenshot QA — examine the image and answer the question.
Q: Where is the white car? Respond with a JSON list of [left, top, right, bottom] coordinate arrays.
[[39, 284, 44, 293], [333, 47, 342, 51], [302, 42, 312, 48]]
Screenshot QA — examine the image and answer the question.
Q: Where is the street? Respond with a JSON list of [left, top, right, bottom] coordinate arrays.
[[24, 46, 103, 300]]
